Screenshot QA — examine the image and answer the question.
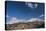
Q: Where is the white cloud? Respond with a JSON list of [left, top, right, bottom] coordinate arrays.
[[7, 17, 17, 24], [7, 17, 25, 24], [6, 15, 9, 18], [6, 14, 44, 24], [26, 18, 43, 22], [34, 4, 38, 8], [6, 17, 44, 24], [39, 14, 44, 17], [25, 2, 38, 8]]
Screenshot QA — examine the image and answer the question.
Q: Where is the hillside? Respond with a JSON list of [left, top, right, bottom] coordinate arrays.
[[5, 21, 45, 30]]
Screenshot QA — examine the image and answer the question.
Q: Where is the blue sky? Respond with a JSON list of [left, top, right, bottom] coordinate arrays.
[[6, 1, 44, 24]]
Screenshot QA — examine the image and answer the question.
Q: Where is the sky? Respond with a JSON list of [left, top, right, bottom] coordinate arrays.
[[5, 1, 44, 24]]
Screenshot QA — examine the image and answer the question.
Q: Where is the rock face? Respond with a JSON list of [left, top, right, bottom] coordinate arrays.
[[5, 21, 45, 30]]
